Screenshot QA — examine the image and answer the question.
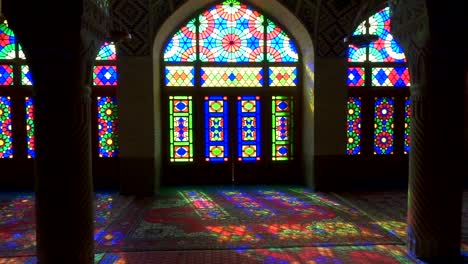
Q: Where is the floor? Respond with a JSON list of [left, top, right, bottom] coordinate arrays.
[[0, 186, 466, 263]]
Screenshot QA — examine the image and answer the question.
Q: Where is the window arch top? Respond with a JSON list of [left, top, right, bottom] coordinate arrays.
[[95, 42, 117, 61], [163, 0, 299, 63], [348, 7, 406, 63]]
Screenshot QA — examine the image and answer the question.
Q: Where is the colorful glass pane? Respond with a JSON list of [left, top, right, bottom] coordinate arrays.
[[201, 67, 263, 87], [0, 96, 13, 158], [266, 19, 299, 62], [404, 98, 411, 154], [0, 21, 16, 59], [199, 0, 264, 62], [346, 97, 362, 155], [93, 66, 118, 86], [205, 96, 229, 162], [372, 67, 410, 87], [164, 19, 197, 62], [347, 45, 366, 62], [374, 97, 394, 155], [21, 65, 33, 85], [0, 65, 14, 85], [237, 96, 261, 161], [165, 66, 195, 86], [268, 67, 297, 86], [25, 97, 35, 158], [95, 42, 117, 61], [97, 96, 119, 157], [17, 44, 25, 59], [272, 96, 294, 161], [170, 96, 193, 162], [347, 67, 365, 86]]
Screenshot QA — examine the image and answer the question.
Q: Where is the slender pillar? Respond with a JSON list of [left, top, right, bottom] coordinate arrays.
[[2, 0, 110, 262], [391, 1, 466, 262]]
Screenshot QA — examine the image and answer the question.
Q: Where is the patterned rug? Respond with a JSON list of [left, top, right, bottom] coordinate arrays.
[[96, 186, 403, 252]]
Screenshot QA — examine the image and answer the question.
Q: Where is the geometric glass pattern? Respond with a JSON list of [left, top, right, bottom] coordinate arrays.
[[0, 65, 14, 85], [266, 19, 299, 62], [198, 0, 264, 62], [97, 97, 119, 158], [164, 19, 197, 62], [205, 96, 229, 162], [268, 67, 298, 86], [180, 191, 229, 219], [170, 96, 193, 162], [0, 21, 16, 60], [21, 65, 33, 85], [93, 66, 118, 86], [346, 97, 362, 155], [374, 97, 394, 155], [372, 67, 410, 87], [0, 96, 13, 158], [95, 42, 117, 61], [272, 96, 294, 160], [404, 98, 411, 154], [201, 67, 263, 87], [25, 97, 35, 158], [237, 96, 261, 161], [347, 67, 365, 86], [165, 66, 195, 87], [219, 190, 277, 217]]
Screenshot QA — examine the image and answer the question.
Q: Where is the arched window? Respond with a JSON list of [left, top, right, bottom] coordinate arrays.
[[346, 7, 410, 156], [0, 20, 119, 161], [162, 0, 300, 183]]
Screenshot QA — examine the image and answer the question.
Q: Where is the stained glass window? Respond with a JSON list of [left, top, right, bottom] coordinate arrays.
[[0, 21, 16, 60], [21, 65, 33, 85], [97, 97, 119, 157], [404, 98, 411, 154], [25, 97, 35, 158], [0, 96, 13, 158], [374, 97, 394, 155], [272, 96, 294, 160], [205, 96, 229, 162], [95, 42, 117, 61], [346, 97, 362, 155], [170, 96, 193, 162], [237, 96, 261, 161], [346, 7, 410, 156], [163, 1, 299, 165], [93, 66, 118, 86], [0, 65, 14, 85]]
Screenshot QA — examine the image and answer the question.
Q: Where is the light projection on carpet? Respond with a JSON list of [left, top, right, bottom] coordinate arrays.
[[164, 18, 197, 62], [404, 98, 411, 154], [205, 96, 229, 162], [201, 67, 263, 87], [374, 97, 394, 155], [219, 190, 276, 217], [237, 96, 261, 161], [272, 96, 294, 160], [0, 65, 14, 85], [0, 96, 13, 158], [21, 65, 33, 85], [170, 96, 193, 162], [25, 97, 35, 159], [347, 67, 365, 86], [372, 67, 410, 87], [93, 65, 118, 86], [346, 97, 362, 155], [165, 66, 195, 87], [95, 42, 117, 61], [180, 191, 229, 219], [266, 19, 299, 62], [97, 96, 119, 158]]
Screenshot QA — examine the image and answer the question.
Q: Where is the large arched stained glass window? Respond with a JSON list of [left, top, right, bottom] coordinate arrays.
[[163, 0, 299, 164], [346, 7, 410, 156]]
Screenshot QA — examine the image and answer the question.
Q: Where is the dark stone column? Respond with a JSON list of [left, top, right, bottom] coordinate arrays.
[[391, 1, 467, 262], [2, 0, 110, 262]]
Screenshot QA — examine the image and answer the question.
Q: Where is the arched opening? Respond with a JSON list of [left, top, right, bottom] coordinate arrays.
[[153, 0, 315, 187]]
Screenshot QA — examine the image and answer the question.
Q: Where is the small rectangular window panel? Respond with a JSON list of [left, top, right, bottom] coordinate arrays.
[[404, 98, 411, 154], [25, 97, 35, 158], [97, 96, 119, 158], [21, 65, 33, 85], [93, 66, 118, 86], [170, 96, 193, 162], [268, 67, 297, 87], [272, 96, 294, 161], [0, 65, 14, 85], [346, 97, 362, 155], [165, 66, 195, 87], [0, 96, 13, 158], [347, 67, 365, 86], [200, 67, 263, 87], [237, 96, 261, 161], [372, 67, 410, 87], [374, 97, 394, 155], [204, 96, 228, 162]]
